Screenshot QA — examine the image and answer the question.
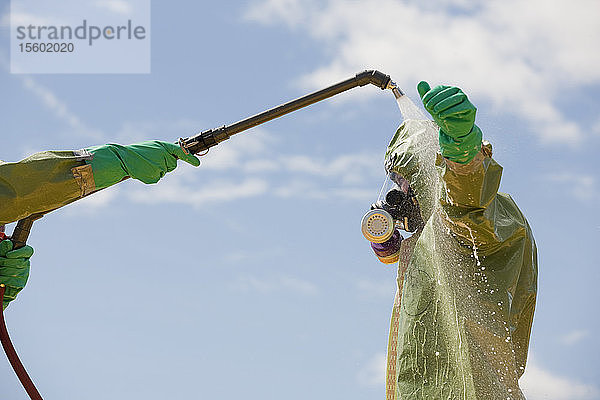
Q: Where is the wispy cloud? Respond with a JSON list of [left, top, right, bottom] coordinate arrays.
[[244, 0, 316, 28], [4, 11, 57, 27], [545, 172, 598, 203], [95, 0, 133, 15], [281, 152, 379, 184], [64, 186, 121, 216], [355, 279, 396, 300], [127, 174, 270, 208], [357, 352, 386, 387], [0, 53, 104, 141], [520, 354, 599, 399], [593, 117, 600, 136], [0, 7, 9, 28], [18, 76, 104, 140], [273, 179, 374, 201], [230, 274, 318, 296], [559, 329, 590, 346], [245, 0, 600, 146], [355, 351, 600, 399]]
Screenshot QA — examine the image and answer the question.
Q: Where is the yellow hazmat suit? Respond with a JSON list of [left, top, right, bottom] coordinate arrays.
[[384, 120, 537, 399]]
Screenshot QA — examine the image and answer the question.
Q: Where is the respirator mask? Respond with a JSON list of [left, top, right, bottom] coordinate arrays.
[[360, 171, 423, 264]]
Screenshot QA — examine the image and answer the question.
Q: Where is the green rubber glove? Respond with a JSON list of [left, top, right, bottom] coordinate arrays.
[[0, 240, 34, 310], [85, 140, 201, 190], [417, 81, 482, 164]]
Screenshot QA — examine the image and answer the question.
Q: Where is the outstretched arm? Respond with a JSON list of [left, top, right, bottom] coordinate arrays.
[[0, 141, 200, 225]]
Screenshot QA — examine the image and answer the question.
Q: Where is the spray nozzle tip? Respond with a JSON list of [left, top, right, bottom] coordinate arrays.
[[386, 80, 404, 99]]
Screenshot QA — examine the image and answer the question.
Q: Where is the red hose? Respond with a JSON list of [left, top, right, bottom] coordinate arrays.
[[0, 284, 43, 399]]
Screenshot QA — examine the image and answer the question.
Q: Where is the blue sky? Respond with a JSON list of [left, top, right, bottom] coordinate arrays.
[[1, 0, 599, 399]]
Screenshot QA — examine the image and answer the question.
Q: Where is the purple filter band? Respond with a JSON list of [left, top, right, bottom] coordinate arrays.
[[371, 230, 403, 257]]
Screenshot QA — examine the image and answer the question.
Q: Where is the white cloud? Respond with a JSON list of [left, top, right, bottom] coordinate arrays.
[[356, 279, 396, 300], [0, 53, 102, 140], [64, 186, 121, 216], [127, 174, 270, 208], [546, 173, 598, 202], [0, 10, 9, 28], [95, 0, 133, 15], [245, 0, 600, 146], [357, 352, 386, 387], [281, 152, 380, 184], [273, 179, 374, 201], [223, 247, 286, 263], [243, 159, 279, 173], [593, 118, 600, 136], [520, 355, 600, 400], [18, 75, 104, 140], [355, 351, 600, 399], [7, 11, 56, 27], [243, 0, 316, 28], [231, 274, 318, 296], [560, 329, 590, 346], [200, 128, 275, 171]]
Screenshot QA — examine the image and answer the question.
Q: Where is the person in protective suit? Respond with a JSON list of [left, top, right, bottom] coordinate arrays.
[[0, 141, 200, 310], [376, 82, 538, 399]]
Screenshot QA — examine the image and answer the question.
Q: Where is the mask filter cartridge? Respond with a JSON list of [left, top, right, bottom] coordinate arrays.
[[361, 209, 402, 264], [361, 209, 395, 243]]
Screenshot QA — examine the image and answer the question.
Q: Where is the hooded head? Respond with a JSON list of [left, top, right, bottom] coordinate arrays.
[[384, 119, 440, 225]]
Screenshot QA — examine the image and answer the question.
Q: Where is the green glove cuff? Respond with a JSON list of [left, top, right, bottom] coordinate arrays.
[[439, 125, 482, 164], [85, 141, 200, 190]]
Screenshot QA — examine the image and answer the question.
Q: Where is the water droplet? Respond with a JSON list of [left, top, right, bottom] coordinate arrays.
[[435, 351, 440, 356]]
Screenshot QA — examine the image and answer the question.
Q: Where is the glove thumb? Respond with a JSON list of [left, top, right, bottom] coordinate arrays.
[[417, 81, 431, 99], [177, 150, 201, 168], [0, 239, 13, 258], [163, 142, 201, 167], [6, 245, 34, 259]]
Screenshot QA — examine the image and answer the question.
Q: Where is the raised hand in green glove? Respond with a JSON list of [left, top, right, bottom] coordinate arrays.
[[0, 239, 34, 310], [417, 81, 482, 164], [85, 140, 201, 190]]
